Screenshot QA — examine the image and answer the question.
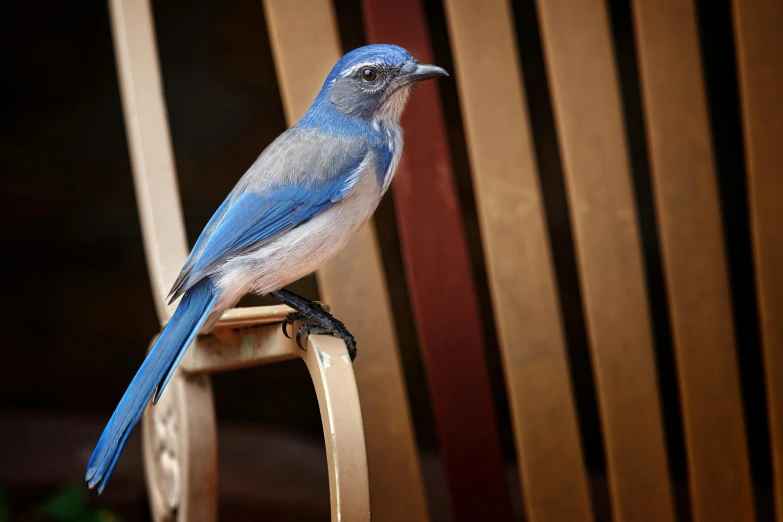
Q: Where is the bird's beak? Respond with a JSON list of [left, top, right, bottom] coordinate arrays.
[[397, 63, 449, 86]]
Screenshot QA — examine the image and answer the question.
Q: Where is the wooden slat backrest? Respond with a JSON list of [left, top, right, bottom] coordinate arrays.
[[733, 0, 783, 519], [630, 1, 755, 520], [534, 1, 677, 520], [261, 2, 429, 521], [441, 1, 593, 521], [360, 0, 515, 520]]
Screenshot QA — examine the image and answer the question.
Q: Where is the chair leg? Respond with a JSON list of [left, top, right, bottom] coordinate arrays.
[[142, 366, 218, 522]]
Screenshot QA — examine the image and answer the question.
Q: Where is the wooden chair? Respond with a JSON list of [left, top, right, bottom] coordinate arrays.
[[108, 0, 782, 521]]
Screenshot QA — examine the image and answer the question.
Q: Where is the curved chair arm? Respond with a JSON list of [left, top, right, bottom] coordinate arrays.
[[301, 334, 371, 522], [141, 306, 370, 522]]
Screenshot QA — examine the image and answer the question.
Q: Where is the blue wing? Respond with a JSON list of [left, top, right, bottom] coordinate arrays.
[[168, 190, 235, 300], [169, 142, 370, 301]]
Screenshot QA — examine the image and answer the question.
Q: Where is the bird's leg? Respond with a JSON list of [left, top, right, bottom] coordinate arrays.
[[276, 293, 326, 341], [270, 288, 357, 361]]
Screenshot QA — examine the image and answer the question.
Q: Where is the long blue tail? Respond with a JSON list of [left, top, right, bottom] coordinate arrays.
[[85, 278, 219, 494]]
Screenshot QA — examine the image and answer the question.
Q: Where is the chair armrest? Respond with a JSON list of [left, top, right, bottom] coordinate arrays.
[[151, 305, 371, 522]]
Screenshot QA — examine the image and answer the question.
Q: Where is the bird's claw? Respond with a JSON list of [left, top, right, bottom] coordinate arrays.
[[282, 311, 308, 339], [278, 300, 357, 360], [293, 322, 357, 361], [295, 323, 329, 350], [282, 303, 328, 339]]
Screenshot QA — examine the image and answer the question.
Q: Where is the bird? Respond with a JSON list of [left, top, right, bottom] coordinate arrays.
[[84, 44, 447, 494]]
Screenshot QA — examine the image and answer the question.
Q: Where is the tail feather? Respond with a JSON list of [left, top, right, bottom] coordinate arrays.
[[85, 278, 219, 494]]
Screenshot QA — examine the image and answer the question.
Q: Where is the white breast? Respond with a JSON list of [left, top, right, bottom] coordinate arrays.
[[212, 161, 386, 308]]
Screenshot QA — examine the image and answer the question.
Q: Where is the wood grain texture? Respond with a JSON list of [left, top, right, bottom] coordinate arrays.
[[441, 1, 593, 521], [631, 1, 755, 520], [360, 1, 514, 520], [262, 2, 430, 521], [535, 1, 676, 520], [733, 0, 783, 519]]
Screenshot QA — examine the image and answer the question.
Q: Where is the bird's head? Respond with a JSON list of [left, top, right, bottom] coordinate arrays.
[[316, 44, 448, 124]]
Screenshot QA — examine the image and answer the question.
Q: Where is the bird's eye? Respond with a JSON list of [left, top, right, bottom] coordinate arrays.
[[361, 68, 378, 82]]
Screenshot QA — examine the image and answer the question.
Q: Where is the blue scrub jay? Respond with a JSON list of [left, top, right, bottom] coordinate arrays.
[[85, 44, 447, 493]]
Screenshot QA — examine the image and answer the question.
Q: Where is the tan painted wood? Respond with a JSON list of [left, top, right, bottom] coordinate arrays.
[[143, 368, 218, 522], [187, 318, 372, 522], [107, 0, 189, 323], [191, 319, 373, 522], [302, 334, 371, 522], [441, 1, 592, 520], [183, 312, 297, 374], [631, 1, 755, 520], [535, 1, 676, 520], [262, 2, 429, 521], [733, 1, 783, 519]]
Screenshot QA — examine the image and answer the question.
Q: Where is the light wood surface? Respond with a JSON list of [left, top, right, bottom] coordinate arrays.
[[442, 1, 593, 520], [631, 1, 755, 520], [535, 0, 676, 519]]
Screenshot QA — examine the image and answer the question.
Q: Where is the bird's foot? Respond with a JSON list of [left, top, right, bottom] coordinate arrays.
[[295, 320, 357, 361], [272, 289, 357, 361], [282, 300, 329, 340]]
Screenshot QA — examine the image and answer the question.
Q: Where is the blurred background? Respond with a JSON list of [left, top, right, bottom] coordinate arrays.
[[0, 0, 775, 521]]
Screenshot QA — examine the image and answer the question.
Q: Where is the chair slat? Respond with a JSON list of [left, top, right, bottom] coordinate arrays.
[[262, 2, 429, 521], [630, 1, 755, 520], [535, 1, 676, 520], [733, 1, 783, 519], [360, 1, 515, 520], [108, 0, 189, 322], [441, 1, 593, 521]]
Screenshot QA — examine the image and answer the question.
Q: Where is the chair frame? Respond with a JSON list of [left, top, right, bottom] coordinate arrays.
[[108, 0, 370, 520]]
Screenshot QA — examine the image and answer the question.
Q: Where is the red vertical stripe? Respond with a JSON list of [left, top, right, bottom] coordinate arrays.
[[361, 2, 514, 520]]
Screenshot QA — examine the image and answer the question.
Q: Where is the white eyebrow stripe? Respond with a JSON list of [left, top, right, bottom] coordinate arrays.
[[340, 61, 386, 78]]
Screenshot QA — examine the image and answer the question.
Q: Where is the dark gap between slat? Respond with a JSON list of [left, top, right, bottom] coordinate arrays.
[[511, 1, 611, 520], [606, 1, 692, 520], [695, 1, 775, 520]]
